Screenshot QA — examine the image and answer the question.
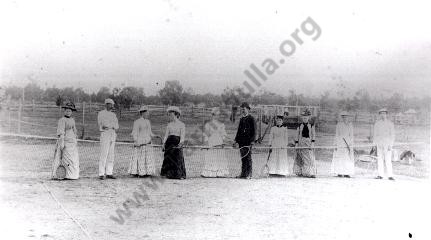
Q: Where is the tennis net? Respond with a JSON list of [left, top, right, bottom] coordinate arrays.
[[0, 133, 427, 179]]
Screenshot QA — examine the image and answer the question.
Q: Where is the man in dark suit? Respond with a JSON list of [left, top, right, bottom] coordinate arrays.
[[233, 102, 256, 179]]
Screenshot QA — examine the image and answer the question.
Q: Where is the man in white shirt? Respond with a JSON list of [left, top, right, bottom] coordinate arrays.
[[373, 108, 395, 180], [98, 98, 119, 180]]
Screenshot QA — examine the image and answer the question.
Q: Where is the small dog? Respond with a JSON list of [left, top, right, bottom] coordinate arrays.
[[399, 150, 416, 165]]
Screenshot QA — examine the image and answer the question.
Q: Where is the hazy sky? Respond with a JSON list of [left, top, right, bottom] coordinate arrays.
[[1, 0, 430, 98]]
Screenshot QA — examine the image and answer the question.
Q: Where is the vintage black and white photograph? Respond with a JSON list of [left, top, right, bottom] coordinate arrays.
[[0, 0, 430, 239]]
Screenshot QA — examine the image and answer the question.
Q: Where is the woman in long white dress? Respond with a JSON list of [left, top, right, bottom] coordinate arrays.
[[201, 108, 230, 177], [268, 115, 291, 176], [331, 111, 355, 177], [129, 106, 159, 177], [52, 102, 79, 180]]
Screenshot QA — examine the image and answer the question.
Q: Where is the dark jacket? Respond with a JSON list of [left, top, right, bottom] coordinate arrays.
[[235, 114, 256, 145]]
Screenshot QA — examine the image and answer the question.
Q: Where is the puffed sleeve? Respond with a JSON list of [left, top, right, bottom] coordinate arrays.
[[284, 127, 289, 146], [203, 123, 210, 143], [72, 118, 78, 137], [131, 120, 138, 142], [268, 127, 274, 146], [57, 118, 66, 137], [311, 124, 316, 142]]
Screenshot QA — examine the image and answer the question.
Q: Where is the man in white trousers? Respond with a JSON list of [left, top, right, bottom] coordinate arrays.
[[373, 108, 395, 180], [98, 98, 119, 180]]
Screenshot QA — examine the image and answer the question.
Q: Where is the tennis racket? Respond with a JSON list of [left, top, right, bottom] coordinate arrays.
[[262, 148, 272, 177], [55, 165, 67, 180], [235, 145, 252, 159], [52, 138, 67, 180], [342, 138, 351, 154]]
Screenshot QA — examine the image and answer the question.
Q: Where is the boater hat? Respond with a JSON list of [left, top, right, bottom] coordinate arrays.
[[104, 98, 115, 105], [167, 106, 181, 115], [138, 106, 149, 112], [62, 101, 77, 111]]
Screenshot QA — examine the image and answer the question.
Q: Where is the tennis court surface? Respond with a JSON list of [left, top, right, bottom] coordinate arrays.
[[0, 135, 430, 240]]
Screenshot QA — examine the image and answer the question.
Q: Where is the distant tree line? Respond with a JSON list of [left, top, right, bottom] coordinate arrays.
[[2, 80, 430, 113]]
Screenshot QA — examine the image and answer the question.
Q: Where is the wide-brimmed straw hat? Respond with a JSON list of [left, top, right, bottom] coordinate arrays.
[[167, 106, 181, 115], [62, 101, 77, 111], [301, 108, 312, 116], [104, 98, 115, 105]]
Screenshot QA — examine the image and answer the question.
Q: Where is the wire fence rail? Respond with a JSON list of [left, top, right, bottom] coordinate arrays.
[[1, 102, 429, 147], [0, 132, 427, 179]]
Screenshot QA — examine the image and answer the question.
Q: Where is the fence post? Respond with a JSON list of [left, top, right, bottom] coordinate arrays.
[[202, 107, 205, 144], [18, 99, 22, 133], [81, 102, 85, 139], [8, 101, 11, 132], [160, 106, 165, 141], [32, 99, 35, 112], [258, 107, 262, 140]]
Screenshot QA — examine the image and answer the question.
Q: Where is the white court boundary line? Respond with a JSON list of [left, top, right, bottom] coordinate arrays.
[[40, 181, 94, 240]]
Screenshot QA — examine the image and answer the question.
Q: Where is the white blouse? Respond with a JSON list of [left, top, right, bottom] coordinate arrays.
[[203, 120, 227, 146], [131, 118, 154, 145], [57, 117, 77, 142], [164, 119, 186, 144], [268, 125, 289, 147]]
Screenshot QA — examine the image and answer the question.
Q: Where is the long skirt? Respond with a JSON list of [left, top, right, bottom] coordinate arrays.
[[293, 138, 316, 177], [201, 148, 229, 177], [331, 146, 355, 175], [268, 148, 290, 176], [161, 135, 186, 179], [52, 138, 79, 180], [129, 144, 156, 176]]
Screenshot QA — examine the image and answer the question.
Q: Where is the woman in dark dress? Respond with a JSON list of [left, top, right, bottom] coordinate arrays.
[[161, 106, 186, 179]]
